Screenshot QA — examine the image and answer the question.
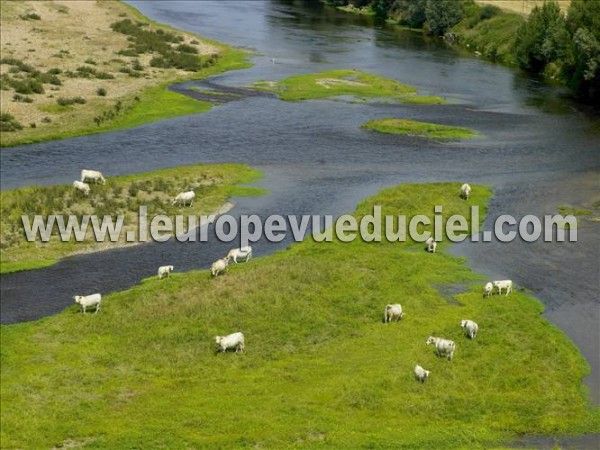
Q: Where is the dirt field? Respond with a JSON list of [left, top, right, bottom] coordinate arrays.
[[475, 0, 571, 15], [0, 0, 219, 142]]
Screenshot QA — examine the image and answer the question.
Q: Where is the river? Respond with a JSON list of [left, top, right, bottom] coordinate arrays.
[[1, 0, 598, 407]]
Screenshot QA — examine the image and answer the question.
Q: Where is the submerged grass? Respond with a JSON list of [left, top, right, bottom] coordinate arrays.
[[363, 118, 478, 139], [0, 163, 262, 274], [1, 183, 597, 448], [254, 69, 446, 104]]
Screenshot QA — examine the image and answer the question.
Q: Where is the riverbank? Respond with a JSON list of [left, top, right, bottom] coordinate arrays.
[[327, 0, 598, 102], [0, 0, 251, 148], [1, 182, 597, 448], [0, 163, 264, 275]]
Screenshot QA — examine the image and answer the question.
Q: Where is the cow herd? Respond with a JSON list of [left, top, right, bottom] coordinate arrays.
[[72, 182, 514, 377]]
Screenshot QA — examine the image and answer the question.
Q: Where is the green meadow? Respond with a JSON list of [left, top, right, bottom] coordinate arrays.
[[1, 182, 597, 448], [363, 118, 478, 139], [0, 163, 263, 275], [254, 69, 445, 104]]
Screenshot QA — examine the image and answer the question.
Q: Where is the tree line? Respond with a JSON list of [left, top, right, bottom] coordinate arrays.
[[324, 0, 600, 102]]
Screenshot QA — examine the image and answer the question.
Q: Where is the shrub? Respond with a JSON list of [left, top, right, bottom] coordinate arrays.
[[30, 122, 36, 128], [0, 113, 24, 132], [132, 59, 144, 71], [36, 72, 62, 86], [177, 44, 198, 54], [13, 94, 33, 103], [95, 71, 115, 80], [84, 58, 97, 65], [57, 96, 86, 106], [20, 12, 41, 20], [42, 116, 51, 123], [11, 78, 44, 95], [47, 68, 62, 75], [117, 49, 139, 57], [97, 87, 107, 96]]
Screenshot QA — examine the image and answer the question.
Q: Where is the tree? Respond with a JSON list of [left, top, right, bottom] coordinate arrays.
[[514, 2, 565, 72], [425, 0, 463, 36], [563, 0, 600, 100], [371, 0, 393, 19]]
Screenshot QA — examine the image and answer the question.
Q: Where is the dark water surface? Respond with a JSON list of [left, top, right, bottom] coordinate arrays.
[[1, 0, 599, 410]]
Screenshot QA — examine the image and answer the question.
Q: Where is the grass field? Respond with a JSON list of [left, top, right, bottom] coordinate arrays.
[[1, 183, 597, 448], [363, 118, 478, 139], [0, 163, 263, 275], [254, 69, 446, 104]]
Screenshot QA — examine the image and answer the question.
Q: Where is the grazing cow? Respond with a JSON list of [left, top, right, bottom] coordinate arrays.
[[158, 265, 174, 279], [425, 237, 437, 253], [81, 169, 106, 185], [493, 280, 513, 296], [460, 183, 471, 200], [414, 364, 430, 383], [226, 246, 253, 264], [215, 332, 245, 353], [461, 319, 479, 339], [426, 336, 456, 360], [72, 180, 90, 196], [483, 282, 494, 298], [211, 258, 229, 277], [73, 293, 102, 314], [384, 304, 404, 323], [171, 191, 195, 207]]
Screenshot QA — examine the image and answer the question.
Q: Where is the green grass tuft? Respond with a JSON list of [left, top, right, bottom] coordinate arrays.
[[1, 182, 598, 448]]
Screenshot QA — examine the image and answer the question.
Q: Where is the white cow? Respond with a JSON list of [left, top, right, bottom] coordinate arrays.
[[384, 304, 404, 323], [493, 280, 513, 296], [460, 183, 471, 200], [226, 246, 252, 264], [461, 319, 479, 339], [215, 332, 245, 353], [414, 364, 430, 383], [73, 293, 102, 314], [158, 265, 174, 279], [211, 257, 229, 277], [72, 180, 90, 196], [426, 336, 456, 360], [81, 169, 106, 185], [425, 237, 437, 253], [483, 282, 494, 298], [171, 191, 195, 207]]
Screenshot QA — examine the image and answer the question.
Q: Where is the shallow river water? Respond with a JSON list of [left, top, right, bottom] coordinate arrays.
[[1, 0, 599, 410]]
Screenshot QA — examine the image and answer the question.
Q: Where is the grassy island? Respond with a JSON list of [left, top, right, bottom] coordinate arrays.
[[1, 182, 597, 448], [0, 164, 263, 274], [254, 69, 445, 104], [363, 118, 478, 139]]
